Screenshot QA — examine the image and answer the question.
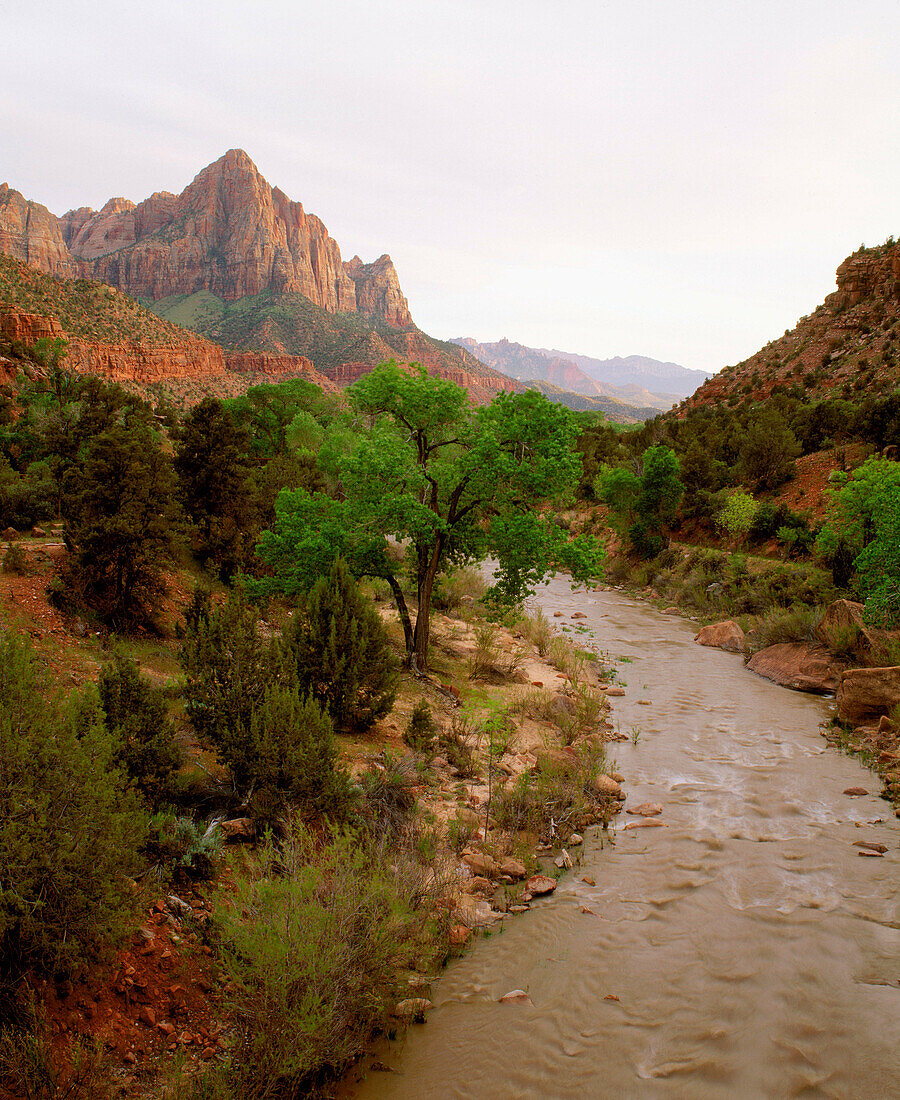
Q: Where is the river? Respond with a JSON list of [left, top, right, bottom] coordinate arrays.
[[351, 576, 900, 1098]]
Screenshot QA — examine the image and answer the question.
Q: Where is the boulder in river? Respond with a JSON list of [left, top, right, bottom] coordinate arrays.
[[746, 642, 846, 694], [836, 666, 900, 725], [694, 620, 746, 654], [524, 874, 557, 896]]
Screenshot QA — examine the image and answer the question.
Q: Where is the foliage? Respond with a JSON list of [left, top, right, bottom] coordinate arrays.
[[597, 444, 682, 557], [280, 558, 397, 735], [818, 458, 900, 624], [715, 489, 759, 549], [208, 823, 425, 1099], [174, 397, 257, 579], [738, 407, 801, 491], [98, 652, 183, 809], [256, 364, 604, 668], [403, 700, 438, 755], [0, 633, 143, 979], [60, 421, 179, 628]]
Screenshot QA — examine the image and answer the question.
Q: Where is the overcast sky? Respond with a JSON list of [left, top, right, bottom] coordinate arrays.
[[4, 1, 900, 373]]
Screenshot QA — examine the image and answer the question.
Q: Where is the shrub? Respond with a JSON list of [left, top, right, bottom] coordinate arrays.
[[495, 743, 611, 842], [0, 633, 144, 979], [403, 700, 437, 755], [747, 605, 823, 654], [180, 586, 275, 750], [281, 558, 397, 734], [1, 543, 29, 576], [438, 712, 479, 778], [209, 824, 424, 1098], [357, 751, 419, 841], [143, 813, 223, 883], [98, 652, 183, 809]]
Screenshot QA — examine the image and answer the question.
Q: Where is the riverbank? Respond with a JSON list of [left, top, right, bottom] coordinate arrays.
[[345, 575, 900, 1099]]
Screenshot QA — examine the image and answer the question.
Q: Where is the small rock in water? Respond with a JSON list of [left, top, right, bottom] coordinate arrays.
[[843, 786, 868, 796], [606, 687, 626, 697], [581, 876, 596, 886], [524, 874, 557, 896], [579, 906, 595, 915], [610, 772, 625, 783], [858, 849, 884, 857], [392, 998, 433, 1020], [628, 802, 663, 817], [853, 841, 888, 853], [569, 832, 583, 845], [554, 849, 573, 870], [636, 699, 652, 706], [603, 994, 620, 1002], [499, 989, 534, 1005], [624, 820, 667, 830]]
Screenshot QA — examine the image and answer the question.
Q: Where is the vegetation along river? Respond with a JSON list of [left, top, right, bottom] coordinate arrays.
[[353, 575, 900, 1099]]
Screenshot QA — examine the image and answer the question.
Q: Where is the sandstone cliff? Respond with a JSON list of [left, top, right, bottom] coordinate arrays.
[[0, 184, 77, 279], [53, 150, 412, 328], [684, 239, 900, 409]]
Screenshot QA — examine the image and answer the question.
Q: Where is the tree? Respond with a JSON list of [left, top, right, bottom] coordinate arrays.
[[739, 407, 800, 491], [61, 422, 179, 628], [281, 558, 397, 734], [98, 653, 183, 809], [174, 397, 257, 579], [716, 489, 759, 550], [818, 458, 900, 625], [256, 364, 603, 669], [597, 445, 683, 558], [0, 633, 144, 979]]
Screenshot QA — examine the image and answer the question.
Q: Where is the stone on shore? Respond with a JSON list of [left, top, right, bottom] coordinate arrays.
[[694, 620, 745, 653], [746, 642, 845, 694], [837, 666, 900, 725]]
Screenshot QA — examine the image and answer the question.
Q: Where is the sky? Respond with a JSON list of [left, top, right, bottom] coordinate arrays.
[[4, 0, 900, 374]]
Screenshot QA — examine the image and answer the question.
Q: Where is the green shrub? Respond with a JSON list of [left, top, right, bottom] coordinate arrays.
[[403, 700, 437, 755], [98, 652, 183, 809], [209, 824, 424, 1099], [180, 586, 275, 748], [1, 543, 29, 576], [747, 605, 823, 653], [0, 633, 144, 979], [143, 813, 223, 883], [495, 743, 611, 842], [281, 558, 397, 734]]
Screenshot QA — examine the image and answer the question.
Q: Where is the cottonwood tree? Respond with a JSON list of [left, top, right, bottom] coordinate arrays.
[[257, 363, 603, 669]]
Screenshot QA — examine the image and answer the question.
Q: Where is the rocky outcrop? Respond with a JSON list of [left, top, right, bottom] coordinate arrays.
[[344, 254, 411, 328], [54, 150, 405, 326], [747, 642, 846, 694], [223, 352, 337, 391], [0, 185, 77, 279], [0, 306, 66, 344], [694, 620, 745, 653], [836, 667, 900, 725]]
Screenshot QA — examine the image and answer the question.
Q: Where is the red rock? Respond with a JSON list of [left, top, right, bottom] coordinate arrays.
[[694, 620, 746, 653], [498, 989, 533, 1005], [524, 874, 557, 896], [853, 841, 887, 853], [843, 786, 869, 796], [139, 1006, 156, 1027], [837, 667, 900, 725], [747, 643, 845, 694]]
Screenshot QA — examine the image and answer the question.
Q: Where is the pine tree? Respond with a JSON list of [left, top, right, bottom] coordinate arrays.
[[281, 558, 398, 734], [98, 653, 183, 809]]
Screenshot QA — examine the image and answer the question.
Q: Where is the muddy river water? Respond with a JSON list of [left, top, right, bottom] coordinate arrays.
[[353, 576, 900, 1099]]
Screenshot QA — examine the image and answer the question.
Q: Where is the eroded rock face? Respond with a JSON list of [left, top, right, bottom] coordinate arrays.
[[0, 184, 77, 279], [57, 150, 410, 326], [746, 642, 846, 694], [694, 620, 746, 654], [837, 666, 900, 725]]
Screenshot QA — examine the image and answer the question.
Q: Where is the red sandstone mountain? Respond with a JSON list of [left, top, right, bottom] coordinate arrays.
[[683, 239, 900, 410], [0, 152, 517, 402]]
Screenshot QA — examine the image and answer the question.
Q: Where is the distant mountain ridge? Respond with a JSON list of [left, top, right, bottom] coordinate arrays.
[[451, 337, 708, 406]]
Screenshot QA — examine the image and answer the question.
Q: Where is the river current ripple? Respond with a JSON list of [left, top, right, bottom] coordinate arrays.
[[352, 578, 900, 1099]]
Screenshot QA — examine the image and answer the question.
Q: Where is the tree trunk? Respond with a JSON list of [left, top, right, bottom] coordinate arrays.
[[385, 573, 415, 662], [413, 540, 443, 669]]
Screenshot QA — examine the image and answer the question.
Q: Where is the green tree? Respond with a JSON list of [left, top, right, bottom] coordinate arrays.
[[739, 407, 800, 491], [98, 653, 183, 809], [174, 397, 257, 579], [257, 364, 603, 668], [716, 489, 759, 550], [0, 633, 144, 979], [61, 422, 179, 628], [281, 558, 397, 734], [818, 458, 900, 624]]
